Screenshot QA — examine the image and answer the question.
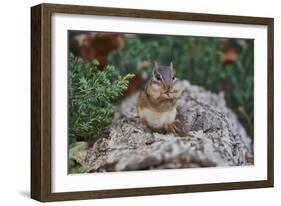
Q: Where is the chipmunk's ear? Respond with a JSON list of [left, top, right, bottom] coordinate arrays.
[[154, 61, 159, 71], [170, 62, 175, 75], [153, 61, 159, 76]]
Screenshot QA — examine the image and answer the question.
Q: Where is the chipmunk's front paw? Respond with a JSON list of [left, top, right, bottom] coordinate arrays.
[[164, 122, 178, 134], [131, 116, 144, 125]]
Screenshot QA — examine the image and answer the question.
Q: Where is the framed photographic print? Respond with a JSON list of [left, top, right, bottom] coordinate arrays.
[[31, 3, 274, 202]]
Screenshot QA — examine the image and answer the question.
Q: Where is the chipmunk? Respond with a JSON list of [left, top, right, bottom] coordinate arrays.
[[137, 62, 182, 133]]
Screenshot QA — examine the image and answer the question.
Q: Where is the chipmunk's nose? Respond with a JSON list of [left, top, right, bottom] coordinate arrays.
[[166, 84, 172, 91]]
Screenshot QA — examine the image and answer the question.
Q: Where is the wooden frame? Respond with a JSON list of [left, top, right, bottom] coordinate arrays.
[[31, 3, 274, 202]]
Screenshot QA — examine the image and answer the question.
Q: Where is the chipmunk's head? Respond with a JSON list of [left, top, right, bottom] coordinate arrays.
[[152, 61, 176, 91]]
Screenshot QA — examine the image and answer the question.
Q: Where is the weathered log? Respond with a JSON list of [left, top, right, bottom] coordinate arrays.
[[77, 81, 253, 172]]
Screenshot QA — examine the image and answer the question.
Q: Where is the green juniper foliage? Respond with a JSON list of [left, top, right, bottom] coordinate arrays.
[[68, 53, 134, 143]]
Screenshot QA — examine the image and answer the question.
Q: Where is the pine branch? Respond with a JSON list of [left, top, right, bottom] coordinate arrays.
[[68, 53, 134, 141]]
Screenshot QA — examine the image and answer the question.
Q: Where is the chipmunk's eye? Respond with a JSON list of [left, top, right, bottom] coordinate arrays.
[[172, 76, 176, 81], [155, 74, 162, 81]]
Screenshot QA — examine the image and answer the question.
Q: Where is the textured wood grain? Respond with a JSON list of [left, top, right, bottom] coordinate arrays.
[[31, 4, 42, 201], [78, 81, 254, 172]]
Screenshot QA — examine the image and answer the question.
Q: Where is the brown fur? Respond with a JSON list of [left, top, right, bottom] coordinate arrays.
[[137, 64, 182, 133]]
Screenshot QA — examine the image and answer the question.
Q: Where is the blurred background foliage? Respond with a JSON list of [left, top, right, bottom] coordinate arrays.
[[69, 31, 254, 172]]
